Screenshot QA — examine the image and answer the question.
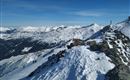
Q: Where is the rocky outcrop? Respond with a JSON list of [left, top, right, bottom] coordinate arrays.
[[67, 39, 85, 49], [86, 25, 130, 80], [106, 64, 130, 80]]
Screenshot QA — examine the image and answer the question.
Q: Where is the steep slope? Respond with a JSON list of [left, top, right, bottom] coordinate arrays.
[[113, 16, 130, 38], [105, 17, 130, 80], [87, 17, 130, 80], [24, 46, 114, 80], [0, 45, 114, 80]]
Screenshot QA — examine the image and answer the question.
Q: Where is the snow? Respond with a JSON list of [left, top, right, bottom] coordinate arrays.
[[104, 24, 130, 65], [24, 46, 114, 80], [22, 53, 38, 64], [0, 55, 24, 66], [18, 25, 82, 33], [1, 24, 103, 43], [107, 42, 113, 49], [1, 18, 130, 80], [88, 39, 103, 44], [120, 25, 130, 39], [114, 39, 129, 65], [114, 19, 130, 39], [0, 27, 10, 32], [0, 49, 55, 80], [19, 26, 51, 32], [0, 43, 68, 80], [22, 47, 32, 52], [1, 22, 125, 80], [0, 45, 115, 80]]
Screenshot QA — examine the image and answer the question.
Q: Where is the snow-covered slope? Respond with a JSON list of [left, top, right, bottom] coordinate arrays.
[[113, 17, 130, 38], [0, 27, 10, 32], [1, 24, 103, 43], [24, 46, 114, 80], [0, 17, 130, 80], [0, 27, 10, 33], [18, 25, 82, 32], [0, 46, 114, 80]]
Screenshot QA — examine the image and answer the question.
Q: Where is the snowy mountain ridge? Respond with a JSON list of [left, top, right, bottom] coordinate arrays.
[[0, 17, 130, 80], [0, 24, 99, 32], [0, 23, 103, 43]]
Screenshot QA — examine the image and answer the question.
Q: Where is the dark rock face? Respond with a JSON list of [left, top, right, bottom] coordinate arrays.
[[87, 27, 130, 79], [87, 41, 100, 51], [89, 29, 130, 65], [72, 39, 85, 46], [88, 40, 109, 52], [106, 64, 130, 80], [105, 48, 122, 66], [0, 38, 33, 60], [103, 30, 130, 79], [88, 40, 122, 65]]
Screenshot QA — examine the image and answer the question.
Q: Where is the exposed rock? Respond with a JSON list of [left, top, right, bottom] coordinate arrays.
[[87, 40, 96, 46], [48, 50, 65, 64], [72, 39, 85, 46], [88, 29, 130, 66], [106, 64, 130, 80], [88, 40, 109, 52], [105, 48, 122, 65], [67, 38, 85, 49], [88, 41, 100, 51], [67, 43, 74, 49]]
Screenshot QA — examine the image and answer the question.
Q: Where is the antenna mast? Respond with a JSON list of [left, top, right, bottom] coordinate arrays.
[[110, 20, 112, 25]]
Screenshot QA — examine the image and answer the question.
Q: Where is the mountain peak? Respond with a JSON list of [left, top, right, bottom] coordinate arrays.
[[89, 23, 99, 27]]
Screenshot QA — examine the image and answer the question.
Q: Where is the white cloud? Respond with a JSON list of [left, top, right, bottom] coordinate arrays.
[[68, 11, 104, 17]]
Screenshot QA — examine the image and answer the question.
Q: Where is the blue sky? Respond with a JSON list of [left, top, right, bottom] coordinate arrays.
[[1, 0, 130, 26]]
